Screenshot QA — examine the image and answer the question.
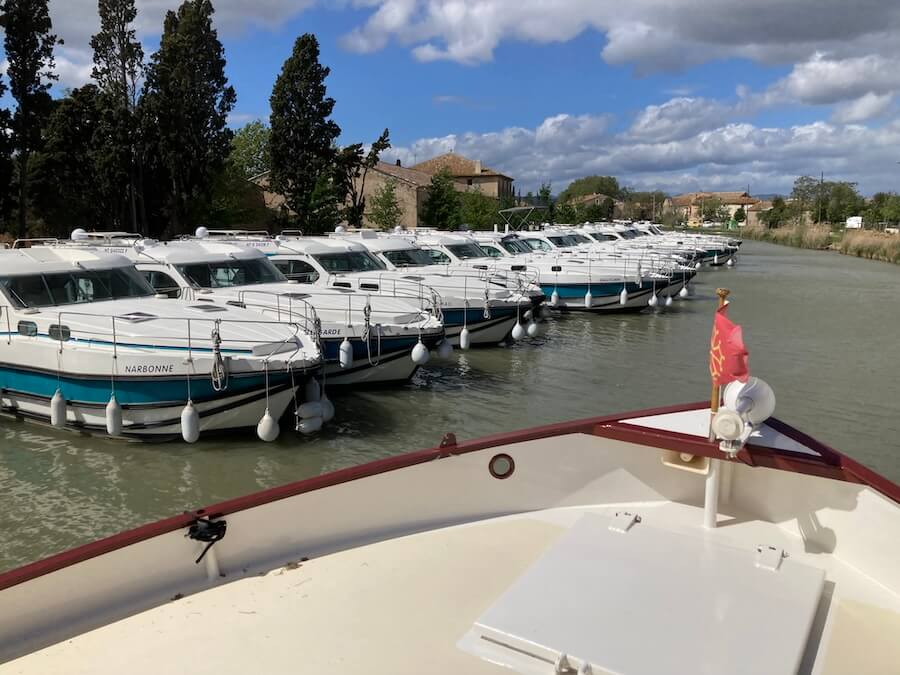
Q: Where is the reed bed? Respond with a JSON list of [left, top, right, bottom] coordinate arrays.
[[740, 223, 832, 250], [837, 231, 900, 263]]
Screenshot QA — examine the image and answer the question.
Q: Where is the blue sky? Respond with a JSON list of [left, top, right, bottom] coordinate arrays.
[[3, 1, 900, 195]]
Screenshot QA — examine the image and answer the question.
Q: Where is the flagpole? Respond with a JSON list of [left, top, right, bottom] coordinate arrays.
[[708, 287, 731, 442], [705, 287, 730, 530]]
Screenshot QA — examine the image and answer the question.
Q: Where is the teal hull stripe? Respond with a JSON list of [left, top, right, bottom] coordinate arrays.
[[0, 366, 290, 405], [0, 333, 253, 355]]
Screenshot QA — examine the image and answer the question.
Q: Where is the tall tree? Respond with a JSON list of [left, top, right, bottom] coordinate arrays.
[[269, 34, 341, 230], [30, 85, 111, 233], [0, 60, 14, 230], [367, 179, 402, 230], [558, 175, 620, 204], [538, 182, 554, 225], [1, 0, 59, 237], [459, 187, 499, 230], [421, 168, 460, 230], [140, 0, 235, 235], [230, 120, 271, 178], [336, 128, 390, 228], [90, 0, 145, 231]]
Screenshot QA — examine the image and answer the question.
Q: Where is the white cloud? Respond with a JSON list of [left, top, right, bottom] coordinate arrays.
[[339, 1, 900, 73], [386, 113, 900, 196], [832, 93, 894, 124], [628, 98, 734, 143], [766, 53, 900, 106]]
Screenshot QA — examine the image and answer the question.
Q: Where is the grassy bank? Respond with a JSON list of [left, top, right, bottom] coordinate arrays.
[[740, 223, 900, 263]]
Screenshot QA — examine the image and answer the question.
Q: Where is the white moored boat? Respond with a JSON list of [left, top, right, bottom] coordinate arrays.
[[0, 246, 322, 441], [0, 386, 897, 673]]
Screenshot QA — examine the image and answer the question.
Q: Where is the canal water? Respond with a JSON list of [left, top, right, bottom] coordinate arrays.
[[1, 239, 899, 572]]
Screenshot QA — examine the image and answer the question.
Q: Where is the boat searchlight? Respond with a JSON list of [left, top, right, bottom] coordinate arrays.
[[711, 377, 776, 456]]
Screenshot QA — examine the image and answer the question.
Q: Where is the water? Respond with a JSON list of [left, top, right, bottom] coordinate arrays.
[[2, 240, 899, 572]]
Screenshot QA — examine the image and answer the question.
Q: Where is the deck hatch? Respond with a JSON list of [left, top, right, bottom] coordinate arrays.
[[462, 513, 824, 675]]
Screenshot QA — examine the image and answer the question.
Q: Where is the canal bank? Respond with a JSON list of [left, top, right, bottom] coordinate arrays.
[[740, 223, 900, 263], [1, 239, 899, 572]]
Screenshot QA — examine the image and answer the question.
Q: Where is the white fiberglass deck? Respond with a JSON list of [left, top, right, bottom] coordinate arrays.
[[4, 500, 898, 675]]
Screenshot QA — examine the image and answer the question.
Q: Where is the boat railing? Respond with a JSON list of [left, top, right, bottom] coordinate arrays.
[[324, 273, 444, 320], [11, 238, 60, 249], [0, 305, 312, 370], [233, 287, 434, 331]]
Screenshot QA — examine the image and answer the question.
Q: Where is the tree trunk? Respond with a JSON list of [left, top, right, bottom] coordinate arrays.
[[16, 151, 28, 239]]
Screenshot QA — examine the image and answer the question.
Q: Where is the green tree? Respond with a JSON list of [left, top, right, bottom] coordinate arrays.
[[556, 201, 578, 224], [827, 182, 863, 224], [269, 34, 341, 230], [230, 120, 271, 178], [368, 179, 403, 230], [2, 0, 59, 237], [29, 86, 112, 233], [421, 168, 460, 230], [760, 197, 789, 228], [538, 182, 555, 225], [699, 197, 728, 222], [140, 0, 236, 235], [0, 62, 13, 230], [91, 0, 145, 231], [336, 128, 390, 228], [459, 187, 499, 230], [734, 206, 746, 224], [558, 175, 620, 204]]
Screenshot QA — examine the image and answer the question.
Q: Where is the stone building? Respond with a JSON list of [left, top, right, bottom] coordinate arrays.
[[252, 151, 514, 229], [410, 152, 514, 201], [668, 191, 760, 226]]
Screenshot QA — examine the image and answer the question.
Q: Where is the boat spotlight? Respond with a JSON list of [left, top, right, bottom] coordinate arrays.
[[711, 377, 776, 456]]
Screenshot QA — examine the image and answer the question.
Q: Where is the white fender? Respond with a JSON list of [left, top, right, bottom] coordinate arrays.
[[339, 338, 353, 369], [105, 395, 123, 436], [550, 290, 559, 307], [298, 415, 323, 435], [679, 285, 689, 298], [459, 328, 471, 350], [648, 293, 659, 307], [665, 295, 673, 307], [304, 378, 321, 402], [320, 394, 335, 423], [584, 290, 593, 309], [50, 389, 66, 428], [438, 340, 453, 359], [297, 401, 324, 419], [511, 322, 526, 341], [526, 320, 542, 338], [411, 340, 430, 365], [619, 288, 628, 306], [257, 409, 280, 442], [181, 401, 200, 443]]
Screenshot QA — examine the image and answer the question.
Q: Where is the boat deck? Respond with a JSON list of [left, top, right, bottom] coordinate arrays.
[[5, 500, 899, 675]]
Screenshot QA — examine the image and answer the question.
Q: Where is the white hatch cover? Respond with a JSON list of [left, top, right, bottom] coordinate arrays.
[[462, 514, 824, 675]]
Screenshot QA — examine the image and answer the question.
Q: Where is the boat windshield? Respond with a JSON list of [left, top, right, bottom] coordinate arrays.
[[382, 248, 435, 267], [548, 236, 579, 248], [500, 238, 533, 254], [618, 229, 638, 239], [177, 258, 285, 288], [571, 234, 593, 244], [589, 232, 618, 242], [0, 266, 155, 309], [313, 252, 386, 273], [446, 243, 488, 259]]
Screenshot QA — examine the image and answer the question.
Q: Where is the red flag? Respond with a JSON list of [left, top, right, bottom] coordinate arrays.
[[709, 303, 749, 386]]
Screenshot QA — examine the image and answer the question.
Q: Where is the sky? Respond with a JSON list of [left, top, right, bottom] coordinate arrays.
[[2, 0, 900, 196]]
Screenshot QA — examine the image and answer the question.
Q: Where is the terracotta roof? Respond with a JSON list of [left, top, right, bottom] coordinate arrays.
[[371, 161, 436, 187], [748, 200, 774, 212], [671, 191, 760, 206], [410, 152, 512, 180], [568, 192, 616, 206]]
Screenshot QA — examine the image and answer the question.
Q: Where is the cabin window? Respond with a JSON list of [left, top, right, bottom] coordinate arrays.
[[426, 249, 450, 264], [177, 259, 285, 288], [0, 268, 153, 308], [382, 249, 434, 267], [142, 270, 182, 298], [49, 324, 71, 341], [446, 243, 488, 260], [313, 252, 386, 274], [17, 321, 38, 337], [480, 245, 503, 258], [523, 239, 553, 252], [501, 239, 532, 254], [272, 260, 320, 283]]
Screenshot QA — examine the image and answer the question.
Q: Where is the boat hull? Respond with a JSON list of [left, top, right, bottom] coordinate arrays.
[[322, 332, 444, 386]]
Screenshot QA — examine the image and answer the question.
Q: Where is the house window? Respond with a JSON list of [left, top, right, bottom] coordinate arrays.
[[467, 179, 473, 186]]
